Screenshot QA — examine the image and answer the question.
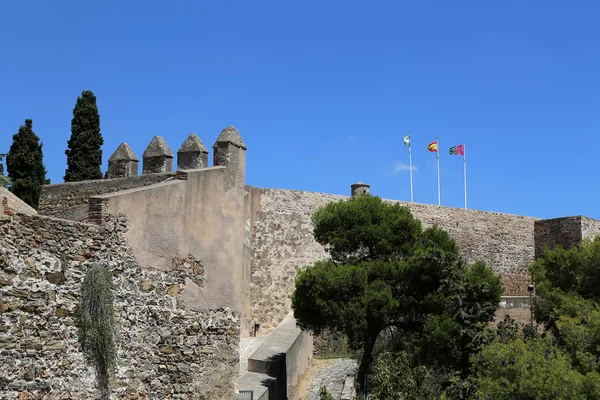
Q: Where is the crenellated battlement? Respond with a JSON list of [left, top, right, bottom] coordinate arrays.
[[103, 126, 244, 179], [39, 126, 247, 222]]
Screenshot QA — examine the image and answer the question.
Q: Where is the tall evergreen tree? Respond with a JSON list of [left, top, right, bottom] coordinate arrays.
[[0, 153, 9, 187], [6, 119, 48, 208], [64, 90, 104, 182]]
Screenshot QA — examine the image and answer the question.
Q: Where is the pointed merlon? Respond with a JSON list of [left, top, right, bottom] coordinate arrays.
[[143, 136, 174, 158], [212, 126, 247, 150], [178, 133, 208, 154], [108, 142, 139, 162], [107, 142, 139, 178], [142, 136, 174, 174], [177, 133, 209, 170]]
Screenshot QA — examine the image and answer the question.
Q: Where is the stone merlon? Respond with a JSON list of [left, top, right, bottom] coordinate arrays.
[[213, 126, 247, 150], [178, 133, 209, 170], [107, 142, 140, 179], [109, 142, 139, 162], [143, 136, 174, 158], [179, 133, 209, 154], [142, 136, 174, 174]]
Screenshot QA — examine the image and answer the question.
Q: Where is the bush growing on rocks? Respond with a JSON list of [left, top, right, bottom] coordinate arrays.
[[76, 262, 116, 400]]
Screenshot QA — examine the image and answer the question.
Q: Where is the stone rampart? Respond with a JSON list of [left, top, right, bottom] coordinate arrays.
[[249, 187, 539, 334], [88, 167, 251, 336], [0, 213, 239, 399], [535, 216, 600, 258], [38, 172, 177, 221]]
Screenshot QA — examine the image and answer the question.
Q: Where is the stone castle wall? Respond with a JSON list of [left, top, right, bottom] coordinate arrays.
[[0, 213, 239, 399], [38, 172, 177, 221], [534, 216, 600, 258], [581, 216, 600, 243], [249, 188, 539, 334]]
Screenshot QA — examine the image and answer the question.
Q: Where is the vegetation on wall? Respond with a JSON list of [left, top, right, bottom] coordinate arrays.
[[76, 262, 117, 399], [5, 119, 49, 208], [64, 90, 104, 182]]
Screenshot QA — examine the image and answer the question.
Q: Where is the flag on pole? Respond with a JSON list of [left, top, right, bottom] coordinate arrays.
[[404, 133, 413, 202], [449, 144, 465, 155], [427, 141, 438, 152]]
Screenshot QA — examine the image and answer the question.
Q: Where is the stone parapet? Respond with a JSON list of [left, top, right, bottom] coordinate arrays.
[[39, 172, 176, 221]]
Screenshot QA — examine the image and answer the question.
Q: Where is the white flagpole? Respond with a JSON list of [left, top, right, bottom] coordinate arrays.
[[436, 136, 440, 206], [463, 142, 467, 209], [409, 133, 413, 202]]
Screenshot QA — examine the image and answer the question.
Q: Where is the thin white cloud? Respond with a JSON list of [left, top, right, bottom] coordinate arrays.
[[393, 162, 417, 174]]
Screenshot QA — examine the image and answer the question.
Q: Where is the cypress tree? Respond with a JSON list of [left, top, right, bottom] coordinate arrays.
[[0, 154, 8, 187], [64, 90, 104, 182], [6, 119, 48, 208]]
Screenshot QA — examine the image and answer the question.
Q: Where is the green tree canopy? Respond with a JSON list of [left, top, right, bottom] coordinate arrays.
[[370, 351, 443, 400], [531, 236, 600, 374], [6, 119, 48, 208], [292, 194, 502, 394], [467, 335, 600, 400], [64, 90, 104, 182]]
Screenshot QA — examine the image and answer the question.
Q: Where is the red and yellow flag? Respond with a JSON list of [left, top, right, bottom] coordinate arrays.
[[427, 141, 438, 153]]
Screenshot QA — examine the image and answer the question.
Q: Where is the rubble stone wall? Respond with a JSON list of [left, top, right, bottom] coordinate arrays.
[[249, 188, 539, 334], [38, 172, 177, 221], [0, 213, 239, 399]]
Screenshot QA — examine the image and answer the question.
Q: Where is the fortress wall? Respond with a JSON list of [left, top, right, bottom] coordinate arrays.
[[249, 187, 539, 334], [0, 213, 239, 399], [534, 216, 600, 259], [38, 172, 177, 221], [581, 216, 600, 242], [534, 217, 583, 258], [92, 168, 251, 336]]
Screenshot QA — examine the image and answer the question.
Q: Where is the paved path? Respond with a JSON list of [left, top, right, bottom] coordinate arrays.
[[308, 359, 357, 400], [239, 337, 267, 375]]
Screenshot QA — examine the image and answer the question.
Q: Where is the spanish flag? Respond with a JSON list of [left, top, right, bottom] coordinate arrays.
[[427, 141, 438, 153]]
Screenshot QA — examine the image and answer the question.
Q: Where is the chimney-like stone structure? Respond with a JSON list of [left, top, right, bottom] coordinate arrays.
[[351, 182, 370, 196], [177, 133, 209, 170], [107, 143, 139, 179], [213, 126, 247, 191], [142, 136, 173, 174]]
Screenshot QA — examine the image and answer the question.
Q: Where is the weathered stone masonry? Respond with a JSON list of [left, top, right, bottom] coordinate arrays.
[[39, 172, 177, 222], [248, 188, 539, 334], [0, 213, 239, 399]]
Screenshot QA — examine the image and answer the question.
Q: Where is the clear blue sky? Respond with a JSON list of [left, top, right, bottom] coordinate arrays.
[[1, 1, 599, 219]]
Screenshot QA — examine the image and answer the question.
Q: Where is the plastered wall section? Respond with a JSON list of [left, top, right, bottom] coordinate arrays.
[[92, 168, 251, 336], [249, 188, 539, 334], [0, 213, 239, 399], [38, 172, 177, 221]]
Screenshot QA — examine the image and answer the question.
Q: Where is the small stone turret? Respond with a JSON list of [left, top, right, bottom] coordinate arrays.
[[213, 126, 247, 191], [351, 182, 370, 196], [142, 136, 173, 174], [107, 143, 139, 178], [177, 133, 209, 170]]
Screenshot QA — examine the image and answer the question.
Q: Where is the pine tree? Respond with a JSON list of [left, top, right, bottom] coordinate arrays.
[[64, 90, 104, 182], [6, 119, 48, 208]]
